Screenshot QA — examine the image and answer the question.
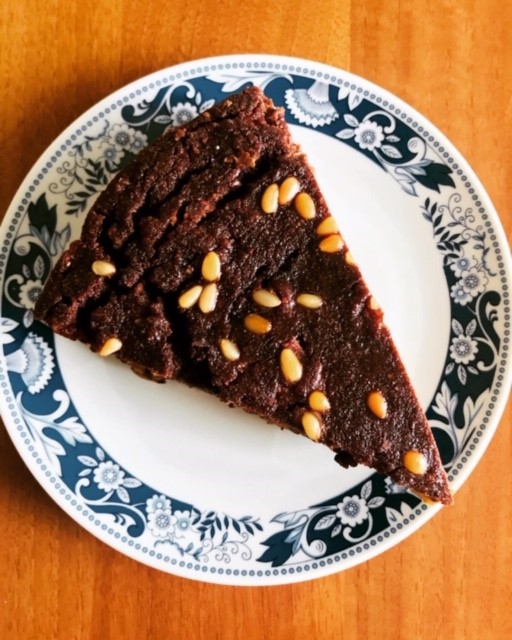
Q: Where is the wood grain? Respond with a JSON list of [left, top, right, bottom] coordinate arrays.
[[0, 1, 510, 639]]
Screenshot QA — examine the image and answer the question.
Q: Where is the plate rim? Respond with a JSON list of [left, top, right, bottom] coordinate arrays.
[[0, 53, 510, 586]]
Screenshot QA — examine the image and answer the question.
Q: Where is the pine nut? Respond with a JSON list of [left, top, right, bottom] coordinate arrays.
[[367, 390, 387, 419], [413, 491, 436, 505], [369, 296, 381, 310], [345, 251, 356, 265], [252, 288, 281, 308], [319, 234, 344, 253], [280, 348, 303, 383], [244, 314, 272, 334], [316, 216, 339, 236], [201, 251, 221, 282], [178, 285, 203, 309], [92, 260, 116, 276], [261, 183, 279, 214], [99, 337, 122, 356], [308, 391, 330, 413], [199, 283, 218, 314], [278, 177, 300, 205], [403, 450, 428, 475], [220, 339, 240, 362], [302, 411, 321, 441], [294, 192, 316, 220], [296, 293, 323, 309]]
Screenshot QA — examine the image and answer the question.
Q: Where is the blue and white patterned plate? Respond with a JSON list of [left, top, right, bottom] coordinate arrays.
[[1, 55, 510, 585]]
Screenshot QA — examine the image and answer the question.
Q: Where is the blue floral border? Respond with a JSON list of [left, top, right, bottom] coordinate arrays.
[[0, 57, 510, 584]]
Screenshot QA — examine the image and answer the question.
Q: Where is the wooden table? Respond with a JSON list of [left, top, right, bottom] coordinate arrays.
[[1, 1, 510, 638]]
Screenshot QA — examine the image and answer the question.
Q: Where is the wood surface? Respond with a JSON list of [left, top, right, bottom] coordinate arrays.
[[0, 1, 511, 639]]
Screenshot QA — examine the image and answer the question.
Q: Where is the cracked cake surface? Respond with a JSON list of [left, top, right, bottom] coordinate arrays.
[[35, 86, 452, 505]]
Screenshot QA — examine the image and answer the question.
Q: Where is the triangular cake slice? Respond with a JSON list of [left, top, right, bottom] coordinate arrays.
[[35, 87, 452, 504]]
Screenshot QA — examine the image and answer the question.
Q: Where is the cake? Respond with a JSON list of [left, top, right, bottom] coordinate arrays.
[[35, 86, 452, 504]]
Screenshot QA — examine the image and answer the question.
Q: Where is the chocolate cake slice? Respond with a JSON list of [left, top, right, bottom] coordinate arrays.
[[35, 87, 452, 504]]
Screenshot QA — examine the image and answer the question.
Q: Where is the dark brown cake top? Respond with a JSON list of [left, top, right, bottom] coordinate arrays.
[[35, 86, 452, 504]]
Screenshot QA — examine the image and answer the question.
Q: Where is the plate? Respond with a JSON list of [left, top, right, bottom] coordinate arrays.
[[0, 55, 510, 586]]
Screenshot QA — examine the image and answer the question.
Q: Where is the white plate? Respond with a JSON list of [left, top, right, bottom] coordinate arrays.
[[0, 55, 510, 585]]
